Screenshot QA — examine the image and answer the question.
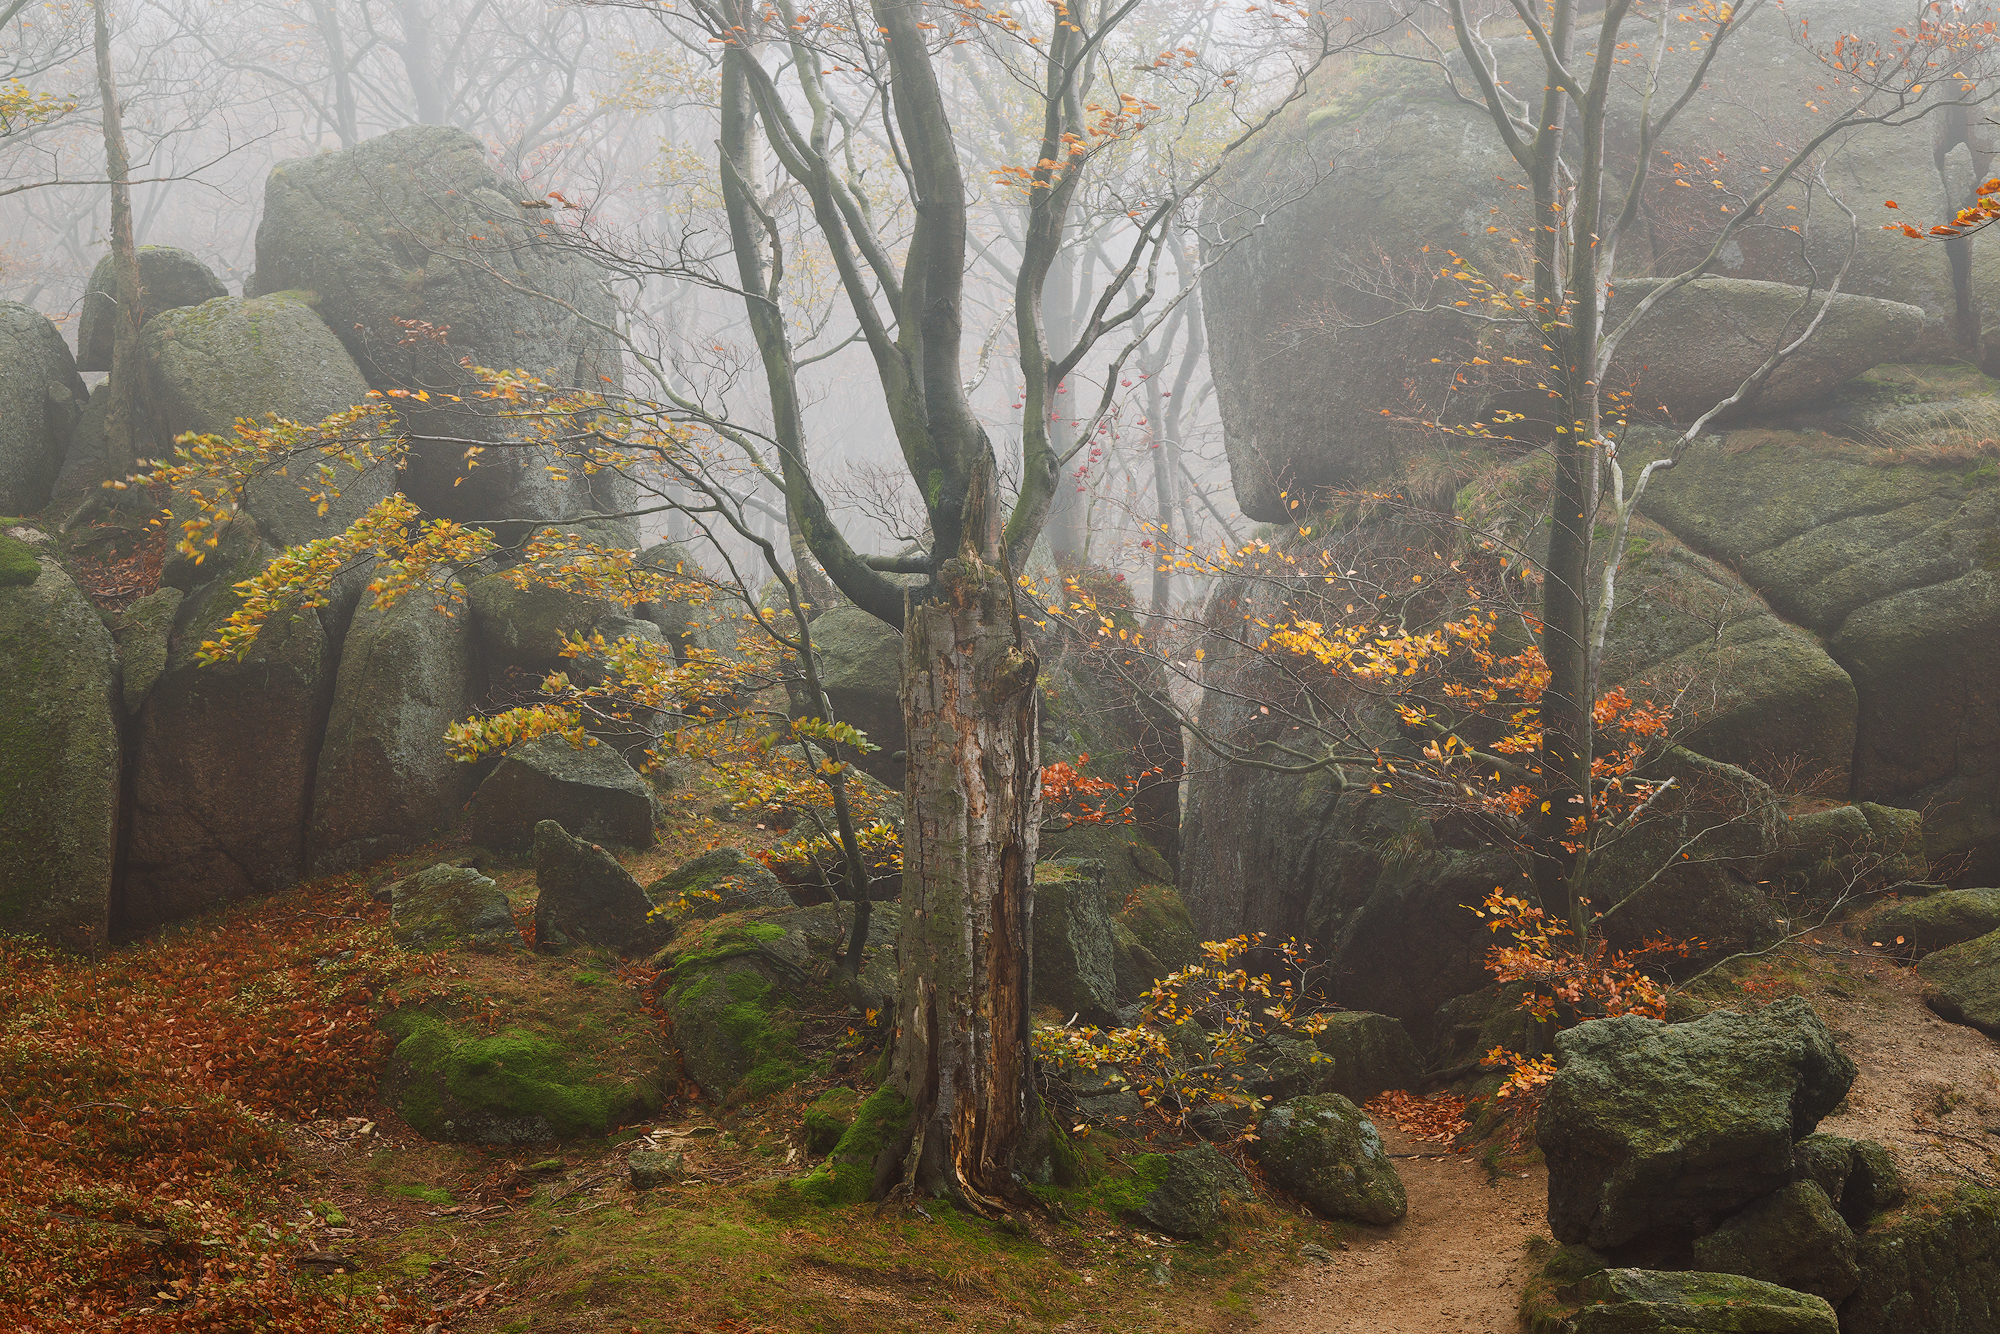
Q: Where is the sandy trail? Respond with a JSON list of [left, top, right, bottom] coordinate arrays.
[[1255, 1127, 1546, 1334]]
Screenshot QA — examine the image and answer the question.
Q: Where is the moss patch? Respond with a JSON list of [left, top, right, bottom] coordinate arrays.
[[0, 532, 40, 587], [791, 1084, 912, 1206]]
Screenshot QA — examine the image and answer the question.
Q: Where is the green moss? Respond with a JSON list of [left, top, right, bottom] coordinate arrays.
[[802, 1087, 863, 1156], [387, 1183, 454, 1206], [1964, 458, 1999, 490], [791, 1085, 913, 1206], [383, 1012, 660, 1141], [1087, 1154, 1171, 1218], [0, 533, 39, 588]]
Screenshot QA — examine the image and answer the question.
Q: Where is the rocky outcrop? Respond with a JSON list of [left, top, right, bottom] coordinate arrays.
[[0, 303, 88, 514], [800, 604, 905, 786], [140, 293, 391, 547], [1538, 999, 1855, 1250], [124, 521, 332, 932], [467, 571, 619, 674], [309, 570, 479, 874], [1628, 428, 2000, 881], [1838, 1186, 2000, 1334], [531, 820, 668, 958], [1689, 1180, 1860, 1305], [653, 904, 891, 1104], [389, 863, 517, 950], [1916, 926, 2000, 1037], [249, 125, 624, 541], [647, 848, 791, 918], [1031, 859, 1120, 1025], [1851, 888, 2000, 958], [1123, 1144, 1252, 1240], [467, 734, 660, 851], [75, 245, 228, 372], [111, 587, 181, 716], [1311, 1012, 1426, 1106], [1200, 1, 1970, 522], [0, 550, 119, 952], [1251, 1093, 1406, 1225]]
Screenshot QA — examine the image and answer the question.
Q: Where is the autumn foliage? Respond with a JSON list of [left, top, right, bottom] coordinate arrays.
[[0, 882, 444, 1331]]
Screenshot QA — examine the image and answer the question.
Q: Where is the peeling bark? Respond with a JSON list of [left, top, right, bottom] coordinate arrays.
[[890, 556, 1040, 1210]]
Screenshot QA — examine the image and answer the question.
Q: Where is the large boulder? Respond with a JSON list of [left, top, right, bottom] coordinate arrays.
[[467, 570, 619, 674], [1916, 926, 2000, 1037], [75, 245, 229, 372], [249, 125, 624, 541], [1787, 1134, 1903, 1229], [111, 586, 182, 715], [800, 604, 904, 786], [309, 571, 479, 874], [1201, 1, 1969, 522], [531, 820, 668, 958], [1538, 999, 1856, 1250], [140, 293, 392, 547], [1558, 1268, 1838, 1334], [0, 302, 88, 514], [1850, 888, 2000, 957], [0, 550, 118, 952], [389, 864, 517, 951], [1252, 1093, 1406, 1225], [467, 733, 661, 851], [1031, 858, 1120, 1025], [1311, 1012, 1426, 1105], [1838, 1186, 2000, 1334], [1628, 426, 2000, 881], [1122, 1144, 1252, 1240], [652, 904, 888, 1104], [1689, 1181, 1860, 1306], [647, 848, 791, 918], [378, 959, 669, 1143], [124, 522, 332, 932]]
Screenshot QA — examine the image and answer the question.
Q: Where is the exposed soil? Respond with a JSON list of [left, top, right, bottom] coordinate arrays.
[[1254, 1130, 1546, 1334], [1253, 935, 2000, 1334]]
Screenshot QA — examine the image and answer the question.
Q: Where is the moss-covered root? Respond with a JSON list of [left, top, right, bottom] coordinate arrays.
[[790, 1085, 913, 1206]]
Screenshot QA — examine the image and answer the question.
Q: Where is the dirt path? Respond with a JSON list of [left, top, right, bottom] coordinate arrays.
[[1254, 1128, 1546, 1334]]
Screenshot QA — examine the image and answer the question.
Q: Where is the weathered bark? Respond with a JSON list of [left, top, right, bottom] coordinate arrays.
[[891, 555, 1040, 1210], [92, 0, 146, 482]]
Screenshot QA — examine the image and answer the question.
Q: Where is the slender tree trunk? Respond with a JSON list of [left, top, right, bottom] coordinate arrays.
[[891, 554, 1041, 1210], [93, 0, 145, 483], [308, 0, 360, 147]]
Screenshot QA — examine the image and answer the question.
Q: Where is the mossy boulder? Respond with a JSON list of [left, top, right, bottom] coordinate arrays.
[[76, 245, 228, 372], [466, 571, 620, 674], [1538, 999, 1856, 1249], [0, 554, 119, 952], [468, 733, 660, 852], [1117, 882, 1198, 973], [647, 848, 791, 921], [0, 529, 41, 586], [1120, 1144, 1251, 1239], [125, 521, 332, 932], [0, 302, 88, 515], [1854, 888, 2000, 957], [654, 904, 876, 1104], [1251, 1093, 1405, 1225], [802, 1086, 863, 1155], [791, 1084, 913, 1206], [1560, 1268, 1837, 1334], [1788, 1134, 1903, 1228], [1032, 858, 1119, 1025], [139, 293, 391, 547], [1690, 1181, 1860, 1305], [249, 125, 623, 541], [309, 568, 478, 874], [1916, 926, 2000, 1037], [390, 864, 517, 950], [1838, 1185, 2000, 1334], [1311, 1012, 1426, 1105], [380, 982, 667, 1143], [796, 604, 904, 786], [111, 586, 182, 716], [532, 820, 668, 958]]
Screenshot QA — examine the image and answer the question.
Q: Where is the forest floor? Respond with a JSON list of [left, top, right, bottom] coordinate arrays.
[[1250, 927, 2000, 1334], [8, 821, 1998, 1333]]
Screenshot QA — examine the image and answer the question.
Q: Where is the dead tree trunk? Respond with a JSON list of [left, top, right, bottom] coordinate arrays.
[[92, 0, 146, 483], [890, 555, 1041, 1211]]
